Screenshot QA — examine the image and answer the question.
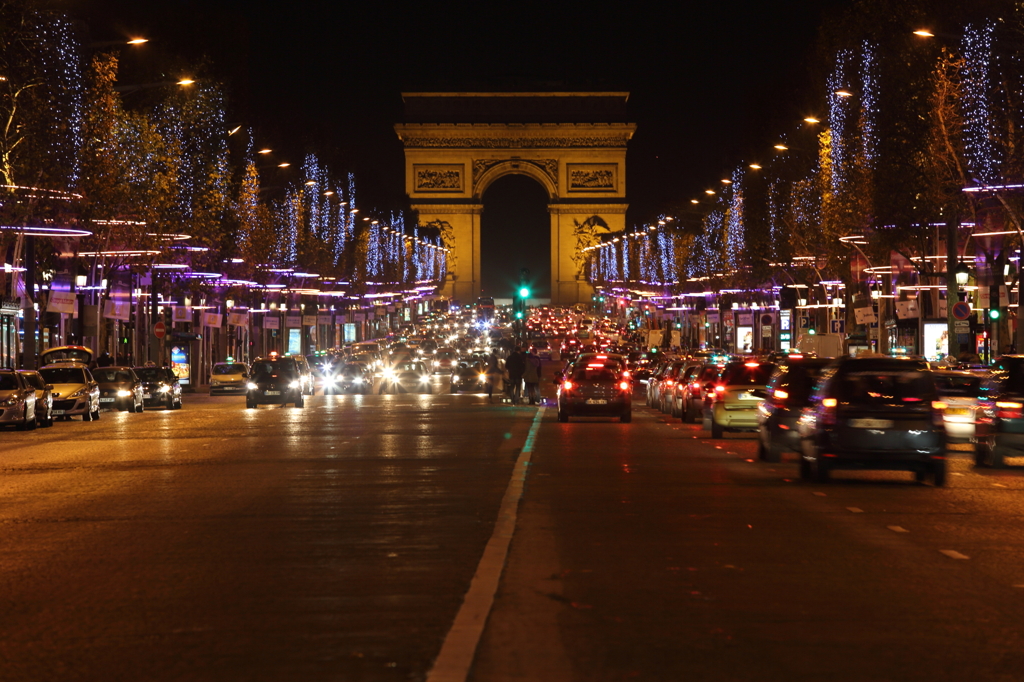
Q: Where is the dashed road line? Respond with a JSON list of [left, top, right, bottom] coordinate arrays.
[[813, 492, 827, 497], [887, 526, 909, 533], [939, 550, 970, 560], [847, 507, 863, 513]]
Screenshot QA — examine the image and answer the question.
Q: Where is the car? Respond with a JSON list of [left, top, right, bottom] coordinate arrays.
[[708, 361, 776, 438], [682, 363, 723, 424], [210, 361, 249, 395], [430, 348, 460, 374], [757, 358, 833, 462], [39, 363, 100, 421], [328, 362, 374, 394], [92, 366, 145, 412], [556, 359, 633, 423], [797, 357, 946, 485], [379, 360, 433, 394], [134, 366, 183, 409], [932, 370, 982, 443], [288, 354, 315, 396], [974, 355, 1024, 467], [17, 370, 54, 428], [246, 355, 305, 408], [530, 340, 552, 360], [450, 361, 488, 393], [0, 369, 38, 430], [39, 345, 94, 366]]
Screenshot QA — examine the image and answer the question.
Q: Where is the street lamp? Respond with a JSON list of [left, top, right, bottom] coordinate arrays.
[[955, 262, 970, 286]]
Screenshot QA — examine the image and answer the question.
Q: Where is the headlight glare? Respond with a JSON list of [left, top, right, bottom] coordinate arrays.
[[116, 389, 132, 397], [246, 382, 258, 390]]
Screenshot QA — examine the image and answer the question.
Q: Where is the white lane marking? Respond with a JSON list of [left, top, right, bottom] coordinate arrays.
[[426, 407, 545, 682], [993, 483, 1007, 488], [847, 507, 863, 513], [813, 492, 827, 497], [887, 526, 909, 533], [940, 550, 970, 560], [1014, 585, 1024, 588]]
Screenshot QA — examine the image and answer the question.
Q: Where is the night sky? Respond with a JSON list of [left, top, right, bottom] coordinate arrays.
[[67, 0, 851, 298]]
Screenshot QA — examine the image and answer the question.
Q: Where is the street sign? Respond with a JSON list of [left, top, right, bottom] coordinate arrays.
[[952, 301, 972, 321], [830, 319, 846, 334], [954, 320, 971, 332], [153, 321, 166, 339]]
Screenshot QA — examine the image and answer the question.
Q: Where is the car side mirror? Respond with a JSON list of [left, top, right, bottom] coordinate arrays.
[[45, 384, 53, 391]]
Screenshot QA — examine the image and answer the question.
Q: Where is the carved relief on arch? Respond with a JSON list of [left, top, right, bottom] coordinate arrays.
[[472, 158, 558, 199]]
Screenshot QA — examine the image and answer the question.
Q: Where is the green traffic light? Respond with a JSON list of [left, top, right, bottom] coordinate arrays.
[[990, 309, 1001, 320], [515, 311, 524, 319], [518, 287, 530, 298]]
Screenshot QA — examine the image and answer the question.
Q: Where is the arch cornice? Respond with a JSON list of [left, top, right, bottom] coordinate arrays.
[[473, 160, 556, 201]]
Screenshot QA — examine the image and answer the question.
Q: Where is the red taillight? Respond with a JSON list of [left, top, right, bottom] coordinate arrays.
[[664, 380, 675, 388], [821, 397, 837, 425], [619, 381, 630, 391], [562, 380, 574, 391], [996, 401, 1023, 420], [690, 382, 700, 390], [715, 385, 725, 393]]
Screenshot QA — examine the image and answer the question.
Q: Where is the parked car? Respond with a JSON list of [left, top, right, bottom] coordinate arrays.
[[17, 369, 54, 428], [0, 369, 38, 430], [92, 366, 145, 412], [134, 366, 183, 409], [974, 355, 1024, 467], [757, 358, 833, 462], [797, 357, 946, 485], [39, 363, 100, 421], [708, 361, 776, 438]]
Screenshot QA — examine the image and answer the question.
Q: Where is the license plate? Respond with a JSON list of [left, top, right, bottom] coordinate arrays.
[[52, 409, 65, 415], [99, 398, 115, 403], [143, 394, 151, 399], [264, 390, 281, 396], [586, 399, 608, 405], [945, 407, 971, 416], [849, 418, 894, 429], [741, 392, 761, 400]]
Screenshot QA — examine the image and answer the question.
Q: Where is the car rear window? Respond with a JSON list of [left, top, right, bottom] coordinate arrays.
[[836, 370, 937, 404], [934, 374, 983, 398], [213, 364, 247, 375], [251, 360, 296, 376], [572, 367, 619, 382], [720, 363, 775, 386], [773, 362, 830, 401]]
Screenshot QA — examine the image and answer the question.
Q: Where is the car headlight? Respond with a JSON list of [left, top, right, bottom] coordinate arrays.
[[158, 385, 171, 393], [329, 375, 340, 384], [246, 382, 258, 390], [352, 377, 363, 384], [383, 369, 396, 380], [116, 389, 132, 397], [70, 388, 87, 398], [289, 380, 300, 389], [434, 360, 440, 367], [1, 396, 17, 407], [419, 375, 430, 383], [478, 373, 487, 382]]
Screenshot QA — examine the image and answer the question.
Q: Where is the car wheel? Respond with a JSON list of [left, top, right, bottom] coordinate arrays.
[[811, 457, 830, 482], [558, 409, 569, 423], [82, 409, 91, 421], [246, 397, 257, 409], [711, 420, 724, 439], [91, 407, 100, 421], [933, 459, 948, 487], [450, 384, 458, 393], [135, 401, 144, 413], [620, 411, 632, 423], [914, 468, 927, 483], [799, 456, 812, 480]]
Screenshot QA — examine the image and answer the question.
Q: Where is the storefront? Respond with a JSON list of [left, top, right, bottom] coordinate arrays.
[[0, 298, 18, 368]]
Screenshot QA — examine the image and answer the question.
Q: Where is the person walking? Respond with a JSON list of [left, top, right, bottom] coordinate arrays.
[[523, 348, 542, 405], [505, 346, 526, 404], [485, 349, 503, 403]]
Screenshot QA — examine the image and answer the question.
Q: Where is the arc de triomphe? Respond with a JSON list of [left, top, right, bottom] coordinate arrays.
[[395, 92, 635, 305]]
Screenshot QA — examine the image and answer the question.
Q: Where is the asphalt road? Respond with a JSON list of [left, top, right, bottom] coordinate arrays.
[[2, 377, 1023, 681]]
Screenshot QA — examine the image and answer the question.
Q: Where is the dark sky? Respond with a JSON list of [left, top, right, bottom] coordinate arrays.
[[67, 0, 851, 296]]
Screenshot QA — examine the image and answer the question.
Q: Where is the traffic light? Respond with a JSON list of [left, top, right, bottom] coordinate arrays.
[[990, 308, 1001, 320], [518, 286, 530, 299]]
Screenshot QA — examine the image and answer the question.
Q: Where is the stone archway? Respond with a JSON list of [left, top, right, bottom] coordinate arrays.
[[395, 92, 636, 305]]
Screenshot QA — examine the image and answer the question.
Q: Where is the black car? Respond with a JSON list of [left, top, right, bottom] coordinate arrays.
[[975, 355, 1024, 467], [757, 358, 833, 462], [93, 366, 145, 412], [247, 356, 304, 408], [450, 361, 488, 393], [797, 357, 946, 485], [328, 362, 374, 394], [556, 360, 633, 423], [133, 366, 183, 409]]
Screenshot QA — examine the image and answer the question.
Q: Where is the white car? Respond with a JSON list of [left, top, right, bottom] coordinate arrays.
[[0, 370, 37, 430]]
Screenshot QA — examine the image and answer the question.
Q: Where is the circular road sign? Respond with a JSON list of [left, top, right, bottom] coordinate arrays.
[[952, 301, 972, 321], [154, 321, 166, 339]]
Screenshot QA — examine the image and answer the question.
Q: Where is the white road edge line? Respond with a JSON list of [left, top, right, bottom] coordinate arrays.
[[426, 407, 545, 682]]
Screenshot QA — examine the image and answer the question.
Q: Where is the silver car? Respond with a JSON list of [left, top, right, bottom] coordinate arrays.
[[0, 370, 37, 430], [39, 364, 101, 421]]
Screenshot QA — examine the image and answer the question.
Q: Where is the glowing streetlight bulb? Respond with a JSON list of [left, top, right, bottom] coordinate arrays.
[[835, 90, 853, 98], [749, 163, 762, 170], [913, 29, 934, 37], [804, 117, 820, 124], [258, 148, 272, 154], [774, 144, 789, 151], [690, 199, 699, 204], [177, 79, 195, 86], [721, 178, 732, 185], [704, 189, 716, 195], [277, 162, 290, 168], [127, 38, 149, 45]]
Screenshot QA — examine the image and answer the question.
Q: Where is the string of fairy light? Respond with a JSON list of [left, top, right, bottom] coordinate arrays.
[[962, 21, 999, 186]]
